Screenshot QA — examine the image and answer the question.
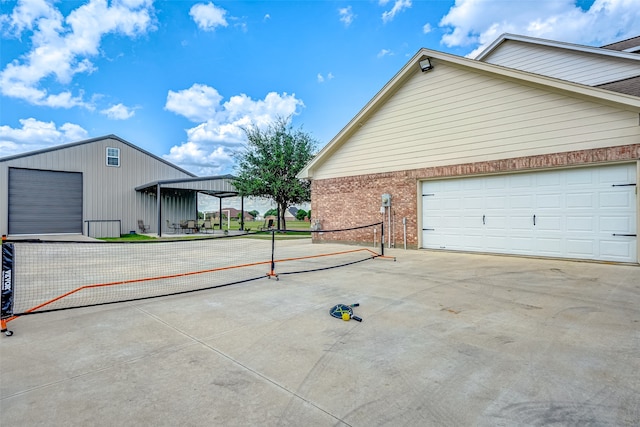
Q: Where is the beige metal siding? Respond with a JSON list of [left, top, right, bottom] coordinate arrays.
[[0, 137, 194, 235], [312, 63, 640, 180], [482, 40, 640, 86]]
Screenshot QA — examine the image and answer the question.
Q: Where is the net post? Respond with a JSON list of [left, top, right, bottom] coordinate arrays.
[[380, 221, 385, 256], [1, 242, 15, 336], [266, 229, 278, 280]]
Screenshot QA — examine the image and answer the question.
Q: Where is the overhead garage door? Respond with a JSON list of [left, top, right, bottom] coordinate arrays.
[[421, 164, 637, 263], [9, 168, 83, 235]]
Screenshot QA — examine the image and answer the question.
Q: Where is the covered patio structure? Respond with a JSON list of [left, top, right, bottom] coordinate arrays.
[[135, 175, 243, 237]]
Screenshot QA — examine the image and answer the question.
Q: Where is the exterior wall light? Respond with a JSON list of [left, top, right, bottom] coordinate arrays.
[[419, 58, 433, 72]]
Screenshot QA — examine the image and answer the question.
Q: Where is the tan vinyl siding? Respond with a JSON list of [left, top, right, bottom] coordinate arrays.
[[312, 63, 640, 180], [482, 40, 640, 86]]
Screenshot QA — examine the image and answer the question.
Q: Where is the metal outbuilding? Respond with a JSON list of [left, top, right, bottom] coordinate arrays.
[[0, 135, 240, 238]]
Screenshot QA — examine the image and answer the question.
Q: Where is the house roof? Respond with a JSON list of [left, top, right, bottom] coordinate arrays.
[[298, 41, 640, 180], [0, 134, 196, 177], [601, 35, 640, 53], [475, 33, 640, 61], [596, 75, 640, 97]]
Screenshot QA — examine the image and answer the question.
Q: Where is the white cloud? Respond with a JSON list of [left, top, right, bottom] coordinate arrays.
[[0, 0, 156, 108], [422, 22, 432, 34], [101, 103, 136, 120], [338, 6, 355, 27], [165, 83, 224, 123], [189, 2, 228, 31], [0, 118, 88, 157], [439, 0, 640, 58], [317, 72, 334, 83], [381, 0, 412, 24], [377, 48, 393, 58], [164, 85, 304, 175]]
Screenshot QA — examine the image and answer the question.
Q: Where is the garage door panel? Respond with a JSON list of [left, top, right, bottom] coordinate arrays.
[[486, 196, 507, 208], [537, 193, 562, 208], [599, 166, 634, 184], [566, 193, 594, 208], [463, 180, 483, 191], [536, 238, 564, 256], [461, 234, 484, 250], [462, 216, 483, 228], [510, 195, 534, 208], [566, 216, 594, 232], [443, 198, 462, 209], [9, 168, 83, 235], [536, 173, 561, 188], [422, 164, 637, 262], [509, 214, 533, 230], [464, 196, 484, 209], [567, 170, 594, 185], [485, 176, 507, 190], [600, 239, 634, 260], [600, 215, 635, 233], [510, 237, 535, 253], [485, 236, 509, 250], [536, 215, 562, 232], [510, 174, 535, 188], [566, 239, 596, 257], [600, 191, 634, 208]]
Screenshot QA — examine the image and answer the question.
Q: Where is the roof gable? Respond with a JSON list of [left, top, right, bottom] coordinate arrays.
[[474, 34, 640, 89], [476, 33, 640, 61], [0, 134, 196, 177], [299, 45, 640, 180]]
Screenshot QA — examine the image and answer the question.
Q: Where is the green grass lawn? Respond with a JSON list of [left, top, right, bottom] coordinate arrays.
[[100, 233, 157, 242], [100, 219, 311, 242], [236, 219, 310, 232]]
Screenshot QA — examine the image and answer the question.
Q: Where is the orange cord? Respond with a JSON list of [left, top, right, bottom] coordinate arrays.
[[5, 248, 383, 324]]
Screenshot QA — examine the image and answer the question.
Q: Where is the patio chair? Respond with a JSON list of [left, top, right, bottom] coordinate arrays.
[[166, 219, 179, 234], [202, 220, 212, 233], [137, 220, 150, 233], [186, 220, 197, 233]]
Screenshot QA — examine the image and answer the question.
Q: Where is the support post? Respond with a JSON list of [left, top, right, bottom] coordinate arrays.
[[157, 184, 162, 237], [240, 196, 245, 231]]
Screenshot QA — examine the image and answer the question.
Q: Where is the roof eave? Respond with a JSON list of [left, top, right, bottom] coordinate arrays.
[[475, 33, 640, 61], [298, 47, 640, 180]]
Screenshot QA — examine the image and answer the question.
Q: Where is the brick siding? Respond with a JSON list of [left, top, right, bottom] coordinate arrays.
[[311, 144, 640, 248]]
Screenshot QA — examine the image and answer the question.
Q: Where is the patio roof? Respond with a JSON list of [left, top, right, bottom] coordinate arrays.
[[135, 174, 239, 198]]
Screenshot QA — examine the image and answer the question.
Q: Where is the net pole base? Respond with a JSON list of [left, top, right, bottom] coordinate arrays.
[[266, 270, 279, 281], [1, 318, 13, 337]]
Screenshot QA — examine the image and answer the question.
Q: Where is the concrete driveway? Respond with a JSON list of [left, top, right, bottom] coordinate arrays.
[[1, 247, 638, 426]]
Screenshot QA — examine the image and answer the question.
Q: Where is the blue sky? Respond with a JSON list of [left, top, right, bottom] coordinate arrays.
[[1, 0, 639, 182]]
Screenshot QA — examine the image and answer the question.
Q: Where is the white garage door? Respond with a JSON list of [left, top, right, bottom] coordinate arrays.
[[421, 164, 637, 262]]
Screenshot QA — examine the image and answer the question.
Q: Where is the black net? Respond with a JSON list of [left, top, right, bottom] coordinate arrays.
[[2, 222, 383, 318]]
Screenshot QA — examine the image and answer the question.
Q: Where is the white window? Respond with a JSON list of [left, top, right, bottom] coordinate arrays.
[[106, 147, 120, 167]]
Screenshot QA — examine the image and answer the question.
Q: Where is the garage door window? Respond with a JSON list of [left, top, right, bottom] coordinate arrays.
[[106, 147, 120, 167]]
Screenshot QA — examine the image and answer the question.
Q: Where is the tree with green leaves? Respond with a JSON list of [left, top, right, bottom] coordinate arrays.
[[264, 208, 278, 217], [233, 117, 317, 230]]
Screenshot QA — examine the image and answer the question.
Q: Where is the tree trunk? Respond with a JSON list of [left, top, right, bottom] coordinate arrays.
[[279, 202, 287, 231]]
